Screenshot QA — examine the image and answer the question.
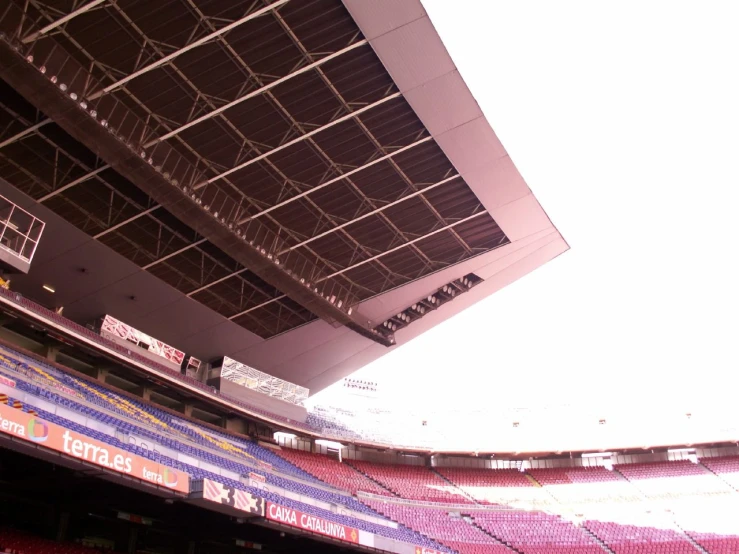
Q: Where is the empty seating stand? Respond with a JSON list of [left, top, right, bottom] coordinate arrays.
[[529, 467, 642, 506], [436, 467, 552, 508], [616, 461, 733, 501], [364, 501, 513, 554], [2, 302, 739, 554], [699, 457, 739, 492], [349, 460, 471, 503], [275, 448, 388, 496], [0, 350, 446, 552], [474, 511, 605, 554], [584, 520, 702, 554]]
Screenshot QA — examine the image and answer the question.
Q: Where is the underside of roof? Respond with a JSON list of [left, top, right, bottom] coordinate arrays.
[[0, 0, 508, 344], [0, 0, 568, 392]]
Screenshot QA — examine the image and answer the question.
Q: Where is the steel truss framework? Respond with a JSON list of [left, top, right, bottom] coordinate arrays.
[[0, 87, 315, 337], [0, 0, 509, 340]]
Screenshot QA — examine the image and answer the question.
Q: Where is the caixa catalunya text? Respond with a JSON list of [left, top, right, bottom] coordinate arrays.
[[268, 505, 353, 541]]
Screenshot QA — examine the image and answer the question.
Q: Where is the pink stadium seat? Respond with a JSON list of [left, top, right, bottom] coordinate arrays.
[[435, 467, 551, 507], [364, 501, 513, 554], [687, 534, 739, 554], [529, 466, 642, 505], [275, 449, 388, 495], [584, 520, 701, 554], [349, 460, 473, 503], [474, 511, 605, 554], [616, 461, 732, 501], [700, 457, 739, 491]]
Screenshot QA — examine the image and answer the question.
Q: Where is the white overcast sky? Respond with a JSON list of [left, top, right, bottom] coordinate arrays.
[[313, 1, 739, 412]]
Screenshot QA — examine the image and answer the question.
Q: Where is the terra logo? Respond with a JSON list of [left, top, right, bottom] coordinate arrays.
[[27, 418, 49, 443], [163, 468, 178, 487]]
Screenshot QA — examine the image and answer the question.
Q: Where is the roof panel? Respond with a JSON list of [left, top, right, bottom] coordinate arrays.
[[221, 16, 305, 78], [392, 140, 457, 184], [280, 0, 360, 54], [383, 197, 444, 236], [125, 66, 202, 128], [118, 0, 198, 48], [271, 71, 345, 127], [320, 46, 398, 105], [346, 160, 410, 202], [265, 140, 335, 188], [175, 42, 247, 102], [310, 118, 377, 168], [218, 94, 292, 150], [190, 0, 261, 21], [454, 216, 508, 250], [422, 180, 485, 220], [226, 163, 284, 207], [357, 98, 429, 149]]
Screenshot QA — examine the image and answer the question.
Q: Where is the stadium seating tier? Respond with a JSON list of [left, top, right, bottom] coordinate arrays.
[[2, 333, 739, 554]]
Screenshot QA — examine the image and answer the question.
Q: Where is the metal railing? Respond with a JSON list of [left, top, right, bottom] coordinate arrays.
[[0, 194, 45, 263]]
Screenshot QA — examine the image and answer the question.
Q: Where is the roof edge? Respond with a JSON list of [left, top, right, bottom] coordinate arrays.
[[342, 0, 568, 250]]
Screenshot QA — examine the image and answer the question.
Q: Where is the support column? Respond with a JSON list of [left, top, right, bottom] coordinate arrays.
[[225, 416, 248, 434], [142, 387, 152, 401], [96, 367, 109, 383], [184, 403, 194, 417], [56, 511, 70, 542], [127, 526, 138, 554], [45, 345, 59, 363]]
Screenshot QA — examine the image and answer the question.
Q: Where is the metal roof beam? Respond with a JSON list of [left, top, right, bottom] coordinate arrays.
[[185, 90, 399, 182], [272, 10, 475, 260], [188, 174, 461, 298], [38, 165, 108, 202], [22, 1, 347, 288], [21, 0, 108, 44], [151, 39, 370, 145], [259, 11, 441, 287], [93, 206, 159, 239], [321, 211, 488, 281], [228, 211, 489, 319], [236, 136, 433, 223], [141, 238, 207, 270], [169, 7, 394, 293], [87, 0, 291, 99], [187, 268, 248, 297], [277, 174, 461, 255], [0, 119, 51, 149]]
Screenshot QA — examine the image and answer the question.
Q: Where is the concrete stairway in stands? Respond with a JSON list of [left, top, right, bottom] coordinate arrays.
[[581, 525, 618, 554], [469, 521, 522, 554], [699, 460, 739, 492], [346, 461, 401, 497], [523, 471, 562, 505], [431, 468, 480, 505], [673, 521, 711, 554], [612, 468, 708, 554]]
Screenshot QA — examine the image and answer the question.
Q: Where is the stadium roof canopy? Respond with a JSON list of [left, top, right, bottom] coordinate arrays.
[[0, 0, 567, 393]]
